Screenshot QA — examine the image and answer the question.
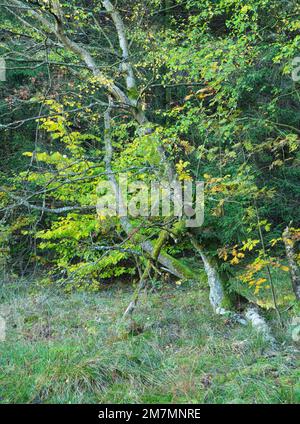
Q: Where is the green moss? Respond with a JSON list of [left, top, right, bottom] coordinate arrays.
[[162, 250, 206, 281], [220, 293, 234, 310]]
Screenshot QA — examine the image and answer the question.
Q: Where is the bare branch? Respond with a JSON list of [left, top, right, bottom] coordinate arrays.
[[0, 102, 106, 130], [0, 187, 95, 214], [93, 245, 142, 256], [102, 0, 137, 97]]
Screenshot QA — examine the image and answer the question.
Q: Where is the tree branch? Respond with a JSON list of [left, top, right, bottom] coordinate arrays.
[[102, 0, 137, 99], [8, 0, 131, 106], [0, 187, 95, 214]]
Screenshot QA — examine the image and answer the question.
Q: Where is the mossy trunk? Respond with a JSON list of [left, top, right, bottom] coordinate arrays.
[[124, 230, 169, 318], [190, 237, 236, 313], [141, 239, 201, 281], [283, 226, 300, 301]]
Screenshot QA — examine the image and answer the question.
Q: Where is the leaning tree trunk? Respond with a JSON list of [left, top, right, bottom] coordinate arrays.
[[190, 235, 276, 342], [123, 230, 169, 318], [244, 305, 276, 344], [283, 226, 300, 301], [190, 237, 245, 322]]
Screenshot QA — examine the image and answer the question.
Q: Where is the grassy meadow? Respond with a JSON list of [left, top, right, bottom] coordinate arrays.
[[0, 277, 299, 404]]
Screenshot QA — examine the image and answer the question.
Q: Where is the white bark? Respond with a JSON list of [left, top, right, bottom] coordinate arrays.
[[245, 306, 276, 344], [190, 237, 246, 324], [283, 226, 300, 301], [199, 244, 276, 341], [198, 248, 226, 314], [102, 0, 137, 99]]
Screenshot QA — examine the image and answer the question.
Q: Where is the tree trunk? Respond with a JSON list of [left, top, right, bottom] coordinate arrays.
[[245, 305, 276, 344], [283, 226, 300, 301], [123, 230, 169, 318]]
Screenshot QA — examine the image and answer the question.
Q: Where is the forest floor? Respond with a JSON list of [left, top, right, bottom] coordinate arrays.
[[0, 278, 299, 404]]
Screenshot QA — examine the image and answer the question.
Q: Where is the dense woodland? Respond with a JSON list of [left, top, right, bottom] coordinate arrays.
[[0, 0, 299, 404]]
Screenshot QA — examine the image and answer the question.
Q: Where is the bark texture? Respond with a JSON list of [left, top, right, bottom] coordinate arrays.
[[245, 305, 276, 344], [283, 227, 300, 301]]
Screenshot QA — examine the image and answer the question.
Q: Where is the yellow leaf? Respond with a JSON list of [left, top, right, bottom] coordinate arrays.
[[280, 266, 289, 272], [230, 257, 239, 265]]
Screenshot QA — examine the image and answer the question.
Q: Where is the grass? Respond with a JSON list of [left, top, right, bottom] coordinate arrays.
[[0, 279, 299, 404]]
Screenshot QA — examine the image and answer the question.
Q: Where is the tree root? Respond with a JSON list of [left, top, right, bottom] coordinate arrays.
[[245, 305, 276, 344]]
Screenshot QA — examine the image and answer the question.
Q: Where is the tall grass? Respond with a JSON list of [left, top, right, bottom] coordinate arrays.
[[0, 279, 299, 404]]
